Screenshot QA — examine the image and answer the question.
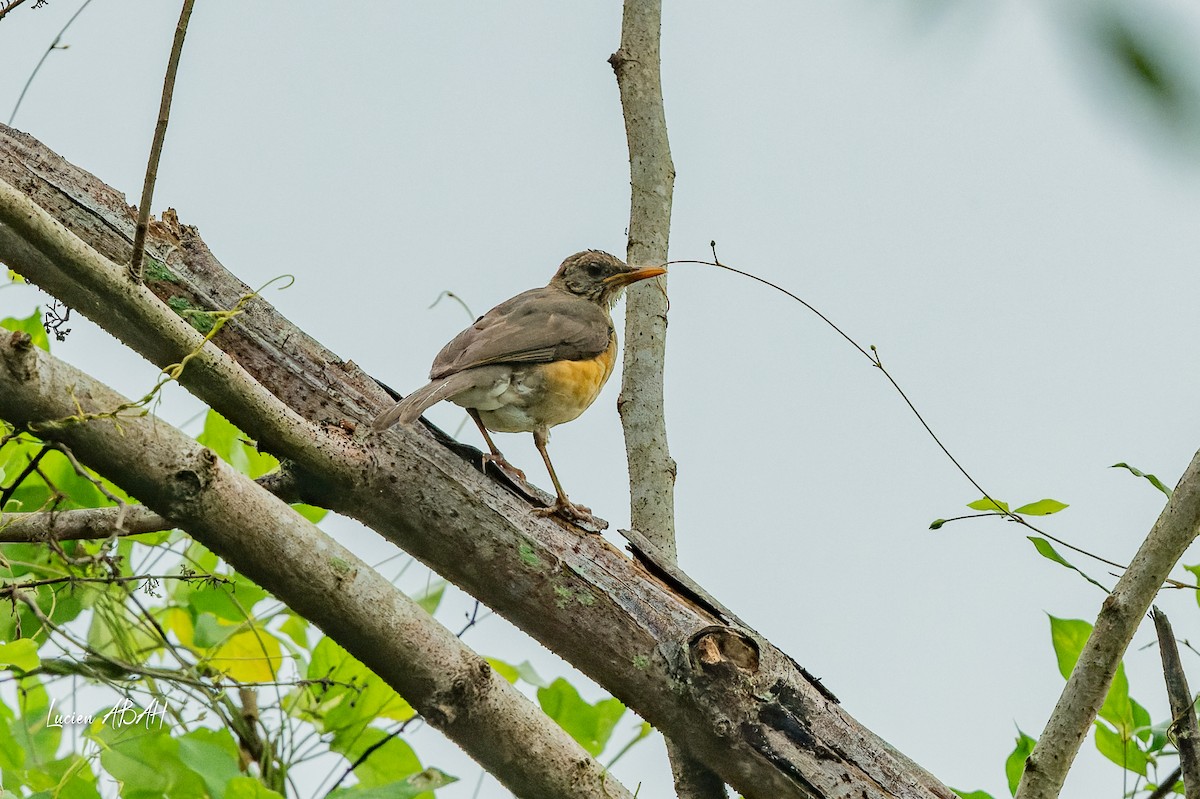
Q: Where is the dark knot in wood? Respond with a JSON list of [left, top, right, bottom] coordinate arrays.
[[689, 627, 759, 675]]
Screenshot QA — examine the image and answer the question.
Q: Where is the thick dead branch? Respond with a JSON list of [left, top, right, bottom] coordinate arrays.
[[1153, 607, 1200, 798], [0, 328, 635, 799], [0, 124, 956, 799], [1016, 450, 1200, 799]]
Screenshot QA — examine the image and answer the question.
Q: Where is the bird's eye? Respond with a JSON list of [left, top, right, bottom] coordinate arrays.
[[586, 262, 604, 276]]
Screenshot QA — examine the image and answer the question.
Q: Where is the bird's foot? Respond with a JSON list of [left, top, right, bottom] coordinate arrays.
[[481, 452, 526, 482], [532, 497, 602, 528]]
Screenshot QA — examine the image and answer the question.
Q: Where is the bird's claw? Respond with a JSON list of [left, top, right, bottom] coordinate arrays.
[[481, 452, 526, 482], [533, 497, 600, 527]]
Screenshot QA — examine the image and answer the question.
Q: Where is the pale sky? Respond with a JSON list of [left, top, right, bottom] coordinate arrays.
[[4, 2, 1200, 797]]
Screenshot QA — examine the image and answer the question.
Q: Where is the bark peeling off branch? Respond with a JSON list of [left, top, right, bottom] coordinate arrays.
[[0, 328, 636, 799], [1016, 449, 1200, 799], [0, 124, 956, 799]]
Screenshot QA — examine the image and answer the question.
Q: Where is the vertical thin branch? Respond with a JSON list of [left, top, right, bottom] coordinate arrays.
[[611, 3, 724, 798], [1016, 448, 1200, 799], [129, 0, 195, 282], [1153, 607, 1200, 798], [610, 0, 676, 559]]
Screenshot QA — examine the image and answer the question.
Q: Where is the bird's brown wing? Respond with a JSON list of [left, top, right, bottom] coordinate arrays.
[[430, 287, 612, 379]]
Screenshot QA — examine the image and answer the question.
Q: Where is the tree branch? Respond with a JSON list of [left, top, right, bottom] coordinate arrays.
[[0, 124, 956, 799], [0, 328, 636, 799], [129, 0, 194, 281], [0, 470, 304, 542], [610, 0, 677, 561], [1153, 607, 1200, 798], [1016, 450, 1200, 799], [0, 503, 169, 541], [610, 3, 721, 796]]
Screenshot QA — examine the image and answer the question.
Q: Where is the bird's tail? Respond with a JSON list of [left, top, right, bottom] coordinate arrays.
[[371, 373, 474, 431]]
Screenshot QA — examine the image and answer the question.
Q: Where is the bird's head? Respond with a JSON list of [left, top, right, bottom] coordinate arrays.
[[550, 250, 667, 307]]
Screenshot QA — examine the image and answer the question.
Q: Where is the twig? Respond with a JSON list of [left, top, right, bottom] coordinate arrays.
[[1153, 607, 1200, 798], [0, 0, 32, 24], [7, 0, 94, 125], [129, 0, 196, 281], [1148, 766, 1183, 799], [673, 253, 1181, 586]]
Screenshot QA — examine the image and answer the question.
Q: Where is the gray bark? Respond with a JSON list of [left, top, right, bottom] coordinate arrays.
[[610, 2, 721, 796], [0, 123, 956, 799], [610, 0, 677, 561]]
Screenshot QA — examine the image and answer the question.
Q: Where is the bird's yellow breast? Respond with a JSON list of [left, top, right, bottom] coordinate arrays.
[[532, 334, 618, 428]]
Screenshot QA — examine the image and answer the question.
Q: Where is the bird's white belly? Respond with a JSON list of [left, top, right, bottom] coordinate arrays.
[[449, 359, 609, 434], [449, 369, 541, 433]]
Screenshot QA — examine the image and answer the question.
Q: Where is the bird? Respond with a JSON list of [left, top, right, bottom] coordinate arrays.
[[373, 250, 666, 520]]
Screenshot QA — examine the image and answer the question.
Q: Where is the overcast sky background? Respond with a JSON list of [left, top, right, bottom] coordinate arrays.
[[4, 2, 1200, 797]]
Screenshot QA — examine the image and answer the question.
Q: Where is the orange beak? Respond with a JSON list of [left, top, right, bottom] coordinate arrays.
[[605, 265, 667, 287]]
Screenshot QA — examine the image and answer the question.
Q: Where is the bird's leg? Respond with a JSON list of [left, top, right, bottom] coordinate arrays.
[[467, 408, 525, 481], [530, 428, 593, 520]]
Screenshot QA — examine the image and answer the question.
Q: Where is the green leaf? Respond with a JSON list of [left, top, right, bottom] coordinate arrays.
[[224, 777, 287, 799], [291, 637, 415, 737], [487, 658, 520, 684], [1094, 720, 1149, 776], [293, 502, 328, 523], [87, 592, 161, 665], [1004, 729, 1036, 796], [197, 410, 279, 478], [414, 581, 446, 615], [1013, 499, 1069, 516], [93, 722, 207, 797], [278, 612, 310, 649], [0, 640, 39, 672], [1130, 698, 1152, 745], [606, 720, 653, 768], [967, 497, 1009, 513], [14, 676, 59, 764], [28, 753, 102, 798], [185, 570, 270, 622], [333, 727, 422, 788], [1182, 565, 1200, 610], [1047, 616, 1134, 730], [514, 660, 548, 688], [327, 768, 456, 799], [1049, 615, 1092, 681], [537, 678, 626, 757], [928, 518, 946, 530], [1, 309, 49, 352], [1090, 6, 1193, 125], [1111, 462, 1172, 498], [176, 728, 243, 799], [1027, 537, 1110, 592]]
